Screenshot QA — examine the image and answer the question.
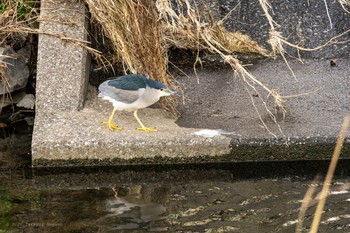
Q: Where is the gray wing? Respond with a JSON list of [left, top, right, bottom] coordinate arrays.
[[98, 81, 144, 104]]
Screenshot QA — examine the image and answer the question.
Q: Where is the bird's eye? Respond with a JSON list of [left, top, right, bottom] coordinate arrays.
[[160, 88, 164, 91]]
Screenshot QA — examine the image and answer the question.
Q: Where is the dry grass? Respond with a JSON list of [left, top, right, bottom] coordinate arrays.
[[0, 1, 39, 43], [159, 1, 269, 55]]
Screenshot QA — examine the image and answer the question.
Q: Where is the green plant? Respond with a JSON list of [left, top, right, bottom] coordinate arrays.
[[0, 2, 9, 14], [0, 0, 38, 20]]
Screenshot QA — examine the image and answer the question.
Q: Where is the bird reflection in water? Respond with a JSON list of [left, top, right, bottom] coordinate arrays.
[[102, 185, 169, 231]]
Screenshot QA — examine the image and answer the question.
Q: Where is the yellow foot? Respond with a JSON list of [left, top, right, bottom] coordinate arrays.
[[136, 127, 157, 132], [102, 122, 122, 131]]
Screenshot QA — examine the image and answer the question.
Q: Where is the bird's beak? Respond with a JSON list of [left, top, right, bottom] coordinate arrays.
[[163, 88, 177, 96]]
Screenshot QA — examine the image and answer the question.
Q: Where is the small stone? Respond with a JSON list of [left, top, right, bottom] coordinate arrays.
[[0, 46, 29, 95], [17, 94, 35, 109]]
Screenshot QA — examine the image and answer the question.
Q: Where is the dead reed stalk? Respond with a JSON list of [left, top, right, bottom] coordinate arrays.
[[296, 115, 350, 233], [309, 115, 350, 233]]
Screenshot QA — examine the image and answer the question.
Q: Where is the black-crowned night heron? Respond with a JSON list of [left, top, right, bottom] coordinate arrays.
[[98, 74, 175, 132]]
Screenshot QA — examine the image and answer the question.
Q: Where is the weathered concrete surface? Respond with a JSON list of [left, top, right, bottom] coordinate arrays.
[[32, 58, 350, 167], [36, 0, 89, 112], [177, 59, 350, 138]]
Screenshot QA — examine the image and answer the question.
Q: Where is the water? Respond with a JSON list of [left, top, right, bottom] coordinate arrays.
[[1, 161, 350, 233]]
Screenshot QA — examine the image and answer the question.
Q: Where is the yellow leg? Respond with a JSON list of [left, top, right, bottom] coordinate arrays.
[[102, 108, 122, 131], [134, 110, 157, 132]]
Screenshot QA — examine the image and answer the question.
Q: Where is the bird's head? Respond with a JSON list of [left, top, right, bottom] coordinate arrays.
[[147, 79, 176, 97]]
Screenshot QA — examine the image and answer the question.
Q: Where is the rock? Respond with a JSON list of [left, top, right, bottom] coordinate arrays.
[[16, 94, 35, 109], [0, 46, 30, 95], [17, 43, 32, 64], [0, 92, 35, 111], [0, 91, 33, 109]]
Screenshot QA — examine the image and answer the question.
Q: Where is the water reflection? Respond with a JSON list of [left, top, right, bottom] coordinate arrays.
[[101, 185, 168, 231], [0, 161, 350, 232]]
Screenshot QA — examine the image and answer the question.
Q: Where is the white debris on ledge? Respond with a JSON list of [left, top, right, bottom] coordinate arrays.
[[193, 129, 240, 138]]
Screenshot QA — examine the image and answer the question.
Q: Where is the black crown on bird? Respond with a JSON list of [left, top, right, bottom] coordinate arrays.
[[107, 74, 167, 91]]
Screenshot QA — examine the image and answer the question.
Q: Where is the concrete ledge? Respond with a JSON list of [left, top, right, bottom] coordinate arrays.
[[32, 95, 232, 167], [32, 59, 350, 167]]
